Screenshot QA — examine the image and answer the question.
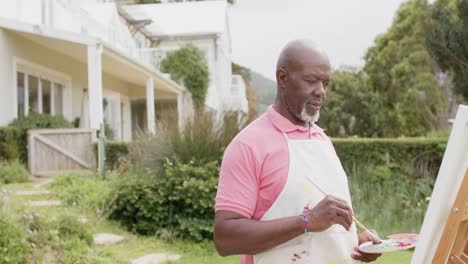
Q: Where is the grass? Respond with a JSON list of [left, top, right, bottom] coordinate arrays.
[[1, 175, 415, 264]]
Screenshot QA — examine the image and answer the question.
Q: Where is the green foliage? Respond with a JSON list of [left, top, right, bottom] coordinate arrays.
[[169, 114, 242, 163], [128, 130, 174, 175], [0, 127, 20, 161], [160, 44, 209, 106], [332, 138, 446, 176], [9, 113, 73, 164], [363, 0, 446, 136], [103, 142, 130, 171], [0, 215, 29, 264], [50, 171, 111, 211], [109, 159, 219, 241], [426, 0, 468, 100], [21, 211, 94, 263], [320, 67, 385, 137], [232, 62, 252, 82], [349, 163, 435, 236], [0, 160, 29, 184]]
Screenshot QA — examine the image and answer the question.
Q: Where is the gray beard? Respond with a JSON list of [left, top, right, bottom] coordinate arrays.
[[298, 104, 320, 123]]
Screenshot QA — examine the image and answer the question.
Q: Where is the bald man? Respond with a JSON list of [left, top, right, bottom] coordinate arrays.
[[214, 40, 381, 264]]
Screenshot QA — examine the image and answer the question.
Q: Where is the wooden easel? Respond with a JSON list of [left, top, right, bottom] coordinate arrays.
[[432, 169, 468, 264]]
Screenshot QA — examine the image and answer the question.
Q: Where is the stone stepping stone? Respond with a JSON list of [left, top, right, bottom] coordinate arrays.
[[15, 190, 52, 196], [93, 233, 125, 245], [28, 200, 61, 207], [131, 253, 181, 264], [32, 178, 55, 188]]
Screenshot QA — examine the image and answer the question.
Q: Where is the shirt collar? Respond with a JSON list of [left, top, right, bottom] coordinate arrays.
[[266, 105, 324, 134]]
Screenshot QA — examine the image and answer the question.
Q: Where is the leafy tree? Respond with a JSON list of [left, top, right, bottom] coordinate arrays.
[[160, 44, 209, 107], [363, 0, 446, 137], [320, 67, 385, 137], [425, 0, 468, 100]]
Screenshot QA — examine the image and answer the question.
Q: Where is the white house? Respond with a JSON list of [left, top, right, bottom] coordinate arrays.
[[0, 0, 248, 141], [120, 0, 249, 117]]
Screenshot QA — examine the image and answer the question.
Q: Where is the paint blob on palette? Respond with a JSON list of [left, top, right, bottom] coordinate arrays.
[[359, 234, 419, 254]]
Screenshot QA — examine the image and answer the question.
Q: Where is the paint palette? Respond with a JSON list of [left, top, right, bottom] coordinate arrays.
[[358, 234, 418, 254]]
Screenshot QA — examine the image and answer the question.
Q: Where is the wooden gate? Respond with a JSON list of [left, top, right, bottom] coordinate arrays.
[[28, 129, 96, 177]]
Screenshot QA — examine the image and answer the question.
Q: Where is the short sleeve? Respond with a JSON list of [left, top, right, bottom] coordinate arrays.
[[215, 140, 259, 218]]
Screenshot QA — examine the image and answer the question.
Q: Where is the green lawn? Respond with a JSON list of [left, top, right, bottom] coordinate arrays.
[[1, 180, 413, 264]]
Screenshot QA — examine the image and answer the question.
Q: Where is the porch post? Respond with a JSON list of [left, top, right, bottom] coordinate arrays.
[[146, 77, 156, 135], [177, 93, 183, 131], [87, 43, 104, 132]]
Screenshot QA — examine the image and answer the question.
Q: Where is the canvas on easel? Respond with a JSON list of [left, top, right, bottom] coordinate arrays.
[[432, 169, 468, 263], [411, 105, 468, 264]]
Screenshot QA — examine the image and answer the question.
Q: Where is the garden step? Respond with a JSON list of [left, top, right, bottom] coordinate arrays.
[[15, 190, 52, 196], [93, 233, 125, 245], [28, 200, 61, 207], [32, 178, 55, 189], [131, 253, 181, 264]]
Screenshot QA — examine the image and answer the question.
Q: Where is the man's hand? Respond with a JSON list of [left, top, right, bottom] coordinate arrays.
[[351, 230, 382, 262], [306, 195, 354, 232]]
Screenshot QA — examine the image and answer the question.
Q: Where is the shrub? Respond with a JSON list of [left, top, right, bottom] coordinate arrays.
[[0, 127, 20, 161], [109, 159, 219, 241], [169, 113, 243, 163], [160, 44, 209, 106], [128, 130, 173, 175], [50, 171, 111, 211], [0, 160, 29, 184], [0, 215, 29, 264], [333, 138, 446, 178], [9, 113, 73, 164]]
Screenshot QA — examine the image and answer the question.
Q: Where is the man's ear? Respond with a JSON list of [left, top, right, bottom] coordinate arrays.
[[276, 68, 287, 89]]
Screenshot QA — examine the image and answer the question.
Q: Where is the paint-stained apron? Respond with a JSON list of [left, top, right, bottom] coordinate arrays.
[[253, 133, 361, 264]]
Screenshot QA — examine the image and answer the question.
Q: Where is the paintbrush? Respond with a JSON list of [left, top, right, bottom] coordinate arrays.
[[303, 176, 382, 243]]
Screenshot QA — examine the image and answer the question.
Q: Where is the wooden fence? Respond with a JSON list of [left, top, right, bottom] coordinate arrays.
[[28, 129, 96, 177]]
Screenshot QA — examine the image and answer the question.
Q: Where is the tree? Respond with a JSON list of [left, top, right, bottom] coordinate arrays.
[[425, 0, 468, 101], [160, 44, 209, 107], [319, 67, 385, 137], [363, 0, 446, 137]]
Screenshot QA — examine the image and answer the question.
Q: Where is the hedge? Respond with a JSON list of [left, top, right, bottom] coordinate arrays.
[[0, 127, 20, 161], [109, 159, 219, 241], [98, 138, 447, 173], [94, 141, 129, 171], [333, 138, 447, 170]]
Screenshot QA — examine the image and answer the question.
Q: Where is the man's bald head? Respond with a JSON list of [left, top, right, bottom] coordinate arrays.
[[274, 39, 331, 126], [276, 39, 329, 72]]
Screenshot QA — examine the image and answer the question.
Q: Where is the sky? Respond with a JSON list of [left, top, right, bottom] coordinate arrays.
[[228, 0, 407, 80]]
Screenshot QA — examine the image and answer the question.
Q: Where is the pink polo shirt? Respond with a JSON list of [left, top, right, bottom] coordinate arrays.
[[215, 106, 330, 264]]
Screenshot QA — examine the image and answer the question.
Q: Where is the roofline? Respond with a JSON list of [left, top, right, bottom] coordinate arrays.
[[0, 17, 97, 45], [0, 17, 187, 95], [150, 32, 218, 41]]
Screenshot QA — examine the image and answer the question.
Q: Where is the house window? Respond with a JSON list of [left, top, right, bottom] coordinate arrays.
[[42, 80, 51, 114], [16, 70, 65, 117], [28, 74, 39, 113], [54, 83, 64, 116], [17, 72, 25, 117]]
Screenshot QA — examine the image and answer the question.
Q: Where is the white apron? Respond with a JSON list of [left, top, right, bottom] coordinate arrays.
[[253, 133, 360, 264]]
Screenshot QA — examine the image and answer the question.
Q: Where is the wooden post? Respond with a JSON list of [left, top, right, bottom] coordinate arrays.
[[97, 123, 106, 177]]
